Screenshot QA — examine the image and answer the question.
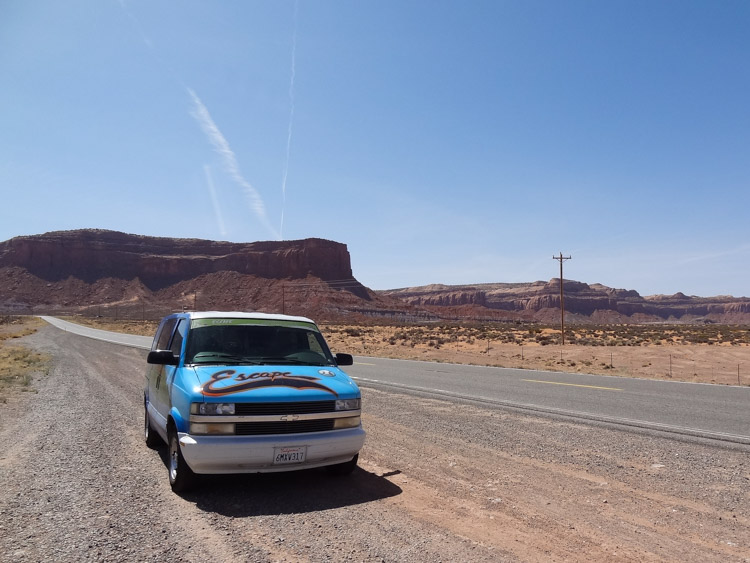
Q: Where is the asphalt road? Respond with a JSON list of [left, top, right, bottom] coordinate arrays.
[[346, 357, 750, 446], [41, 316, 750, 446], [41, 316, 153, 349]]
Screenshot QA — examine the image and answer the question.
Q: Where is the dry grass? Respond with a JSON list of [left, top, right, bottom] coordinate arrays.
[[0, 316, 51, 401]]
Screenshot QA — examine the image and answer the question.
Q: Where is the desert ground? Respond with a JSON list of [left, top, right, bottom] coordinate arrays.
[[0, 316, 49, 400], [322, 323, 750, 387]]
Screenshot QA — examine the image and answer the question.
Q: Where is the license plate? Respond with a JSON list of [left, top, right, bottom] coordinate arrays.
[[273, 446, 306, 465]]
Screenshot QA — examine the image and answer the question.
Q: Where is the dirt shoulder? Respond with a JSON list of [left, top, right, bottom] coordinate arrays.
[[360, 387, 750, 562]]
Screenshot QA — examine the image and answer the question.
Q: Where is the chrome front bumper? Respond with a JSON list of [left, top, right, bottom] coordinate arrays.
[[177, 427, 366, 474]]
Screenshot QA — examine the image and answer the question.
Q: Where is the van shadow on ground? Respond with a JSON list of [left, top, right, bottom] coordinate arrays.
[[157, 447, 402, 516]]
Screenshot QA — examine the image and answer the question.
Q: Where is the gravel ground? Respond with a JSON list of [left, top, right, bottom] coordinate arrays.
[[1, 325, 749, 562]]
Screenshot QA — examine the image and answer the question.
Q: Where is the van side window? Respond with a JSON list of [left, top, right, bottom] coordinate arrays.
[[170, 319, 187, 356], [154, 318, 177, 351]]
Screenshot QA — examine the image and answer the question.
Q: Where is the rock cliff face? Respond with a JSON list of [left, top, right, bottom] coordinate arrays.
[[0, 230, 401, 320], [0, 230, 354, 289]]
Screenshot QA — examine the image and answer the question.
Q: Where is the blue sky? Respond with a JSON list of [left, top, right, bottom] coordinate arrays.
[[2, 1, 749, 297]]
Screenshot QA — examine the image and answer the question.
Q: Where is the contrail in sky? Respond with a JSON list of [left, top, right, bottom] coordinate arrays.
[[188, 88, 280, 240], [203, 164, 227, 238], [118, 1, 281, 240], [677, 243, 750, 265], [280, 0, 299, 240]]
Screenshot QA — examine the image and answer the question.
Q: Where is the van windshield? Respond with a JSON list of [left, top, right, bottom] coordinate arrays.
[[185, 321, 336, 367]]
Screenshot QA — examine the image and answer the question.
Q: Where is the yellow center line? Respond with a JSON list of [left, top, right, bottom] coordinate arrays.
[[522, 379, 622, 391]]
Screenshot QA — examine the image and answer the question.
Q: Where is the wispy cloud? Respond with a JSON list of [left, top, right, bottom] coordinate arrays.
[[203, 164, 227, 239], [118, 0, 155, 51], [188, 88, 280, 240], [279, 0, 299, 240], [676, 243, 750, 265]]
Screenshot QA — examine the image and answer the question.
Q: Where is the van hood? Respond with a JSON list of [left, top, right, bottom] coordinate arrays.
[[188, 364, 359, 401]]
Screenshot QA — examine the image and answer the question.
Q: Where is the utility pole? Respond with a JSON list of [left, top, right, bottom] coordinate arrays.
[[552, 253, 572, 345]]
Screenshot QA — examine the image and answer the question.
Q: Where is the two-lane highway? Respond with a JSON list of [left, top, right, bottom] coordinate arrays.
[[346, 357, 750, 445], [42, 316, 750, 446]]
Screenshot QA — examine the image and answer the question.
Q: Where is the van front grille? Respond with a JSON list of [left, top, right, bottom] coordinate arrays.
[[234, 401, 336, 416], [235, 419, 336, 435]]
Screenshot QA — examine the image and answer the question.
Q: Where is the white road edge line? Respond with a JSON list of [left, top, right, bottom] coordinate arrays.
[[352, 376, 750, 446]]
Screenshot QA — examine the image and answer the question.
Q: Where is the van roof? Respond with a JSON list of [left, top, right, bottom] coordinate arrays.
[[178, 311, 316, 324]]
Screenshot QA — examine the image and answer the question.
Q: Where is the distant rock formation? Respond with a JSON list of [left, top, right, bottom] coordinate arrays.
[[381, 280, 750, 324], [0, 230, 354, 289], [2, 230, 748, 324], [0, 230, 400, 320]]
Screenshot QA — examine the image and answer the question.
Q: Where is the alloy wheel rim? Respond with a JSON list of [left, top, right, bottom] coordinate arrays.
[[169, 438, 178, 481]]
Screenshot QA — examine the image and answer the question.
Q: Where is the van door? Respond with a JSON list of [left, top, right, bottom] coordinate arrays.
[[162, 318, 187, 411], [147, 317, 178, 438]]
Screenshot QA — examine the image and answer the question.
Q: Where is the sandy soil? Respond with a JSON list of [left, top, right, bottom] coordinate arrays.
[[321, 325, 750, 387]]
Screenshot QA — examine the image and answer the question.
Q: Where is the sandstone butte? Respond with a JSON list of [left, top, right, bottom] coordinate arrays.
[[1, 229, 749, 324]]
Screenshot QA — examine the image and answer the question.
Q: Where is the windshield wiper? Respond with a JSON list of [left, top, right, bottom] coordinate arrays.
[[190, 352, 257, 365], [257, 356, 326, 366]]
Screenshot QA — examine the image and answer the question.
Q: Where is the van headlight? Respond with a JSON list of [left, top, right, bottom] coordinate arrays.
[[335, 398, 361, 411], [190, 402, 236, 415]]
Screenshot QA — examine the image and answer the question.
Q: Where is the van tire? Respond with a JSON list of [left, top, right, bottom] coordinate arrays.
[[168, 429, 196, 492], [326, 454, 358, 476]]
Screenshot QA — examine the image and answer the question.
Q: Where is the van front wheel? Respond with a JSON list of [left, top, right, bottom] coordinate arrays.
[[168, 430, 196, 492]]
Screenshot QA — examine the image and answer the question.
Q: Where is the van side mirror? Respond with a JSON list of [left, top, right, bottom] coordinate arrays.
[[147, 350, 179, 365], [335, 353, 353, 366]]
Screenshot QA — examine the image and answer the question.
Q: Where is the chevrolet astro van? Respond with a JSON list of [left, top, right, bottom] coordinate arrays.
[[144, 311, 365, 492]]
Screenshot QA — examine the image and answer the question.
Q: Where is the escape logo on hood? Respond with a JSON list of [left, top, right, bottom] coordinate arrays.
[[200, 369, 338, 397]]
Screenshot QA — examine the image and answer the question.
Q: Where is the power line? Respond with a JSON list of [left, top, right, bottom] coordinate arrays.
[[552, 253, 572, 345]]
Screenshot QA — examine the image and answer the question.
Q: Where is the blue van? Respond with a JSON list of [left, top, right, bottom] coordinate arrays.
[[144, 311, 365, 492]]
